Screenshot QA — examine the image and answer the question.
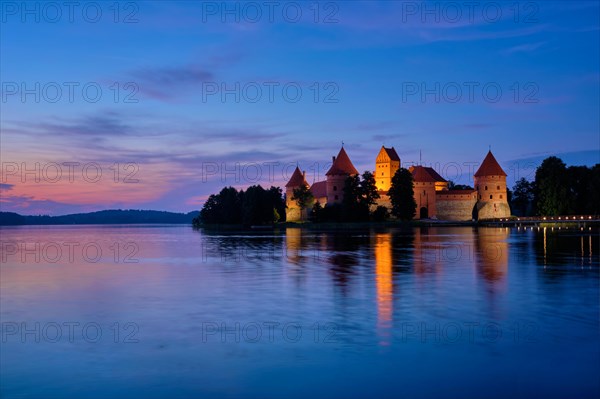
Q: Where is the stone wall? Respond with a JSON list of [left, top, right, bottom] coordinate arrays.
[[326, 175, 347, 204], [474, 175, 511, 219], [436, 191, 477, 221], [413, 181, 437, 219], [476, 202, 511, 220]]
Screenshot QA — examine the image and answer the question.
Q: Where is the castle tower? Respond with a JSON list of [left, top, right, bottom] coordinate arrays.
[[285, 166, 309, 222], [375, 146, 400, 193], [325, 147, 359, 205], [409, 165, 445, 219], [474, 151, 511, 220]]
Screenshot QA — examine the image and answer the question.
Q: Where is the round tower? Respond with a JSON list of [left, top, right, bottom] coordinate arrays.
[[285, 166, 308, 222], [474, 151, 511, 220]]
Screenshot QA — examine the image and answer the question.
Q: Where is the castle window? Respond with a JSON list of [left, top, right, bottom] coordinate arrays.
[[485, 186, 488, 190], [500, 195, 503, 199], [381, 181, 383, 185], [333, 186, 337, 191], [497, 185, 500, 190], [423, 190, 426, 195], [490, 195, 493, 199], [381, 172, 384, 176], [334, 195, 338, 200]]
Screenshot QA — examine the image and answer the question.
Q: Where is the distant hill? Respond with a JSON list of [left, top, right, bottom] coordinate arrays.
[[0, 210, 199, 226]]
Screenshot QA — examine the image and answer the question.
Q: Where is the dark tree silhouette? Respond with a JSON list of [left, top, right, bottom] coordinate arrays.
[[534, 157, 569, 216], [340, 172, 381, 222], [388, 168, 417, 221], [511, 178, 535, 216], [196, 185, 285, 226], [342, 174, 363, 221], [372, 206, 389, 222], [311, 202, 324, 222], [447, 180, 474, 190], [360, 171, 381, 210]]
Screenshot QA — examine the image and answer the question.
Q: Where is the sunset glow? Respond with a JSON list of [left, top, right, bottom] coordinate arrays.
[[1, 1, 598, 215]]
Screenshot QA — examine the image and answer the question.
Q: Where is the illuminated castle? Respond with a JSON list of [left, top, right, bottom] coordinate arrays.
[[285, 146, 511, 222]]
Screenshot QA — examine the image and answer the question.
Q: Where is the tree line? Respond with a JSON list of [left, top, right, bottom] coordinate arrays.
[[195, 168, 418, 226], [193, 186, 286, 227], [0, 210, 199, 226], [510, 156, 599, 216], [293, 169, 417, 223]]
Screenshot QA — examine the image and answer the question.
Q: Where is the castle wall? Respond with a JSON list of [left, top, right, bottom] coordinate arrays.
[[326, 175, 347, 205], [285, 187, 301, 222], [436, 192, 478, 221], [476, 202, 511, 220], [286, 187, 311, 222], [413, 181, 437, 219]]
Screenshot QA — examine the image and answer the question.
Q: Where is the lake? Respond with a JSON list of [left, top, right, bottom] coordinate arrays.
[[1, 225, 598, 398]]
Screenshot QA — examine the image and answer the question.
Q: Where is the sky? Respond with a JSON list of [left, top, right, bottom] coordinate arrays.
[[1, 0, 599, 215]]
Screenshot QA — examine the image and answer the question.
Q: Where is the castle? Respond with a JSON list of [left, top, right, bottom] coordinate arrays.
[[285, 146, 511, 222]]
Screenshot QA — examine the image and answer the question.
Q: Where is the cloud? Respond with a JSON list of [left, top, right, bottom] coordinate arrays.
[[502, 41, 546, 55], [40, 114, 133, 137], [0, 183, 14, 191], [508, 150, 600, 169], [0, 192, 98, 216], [129, 65, 215, 101], [372, 134, 405, 143]]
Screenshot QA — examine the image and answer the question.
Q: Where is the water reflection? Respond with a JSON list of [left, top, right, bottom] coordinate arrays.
[[374, 233, 393, 344], [475, 227, 509, 284], [533, 226, 598, 270], [285, 228, 304, 265], [322, 233, 365, 291], [2, 225, 599, 398]]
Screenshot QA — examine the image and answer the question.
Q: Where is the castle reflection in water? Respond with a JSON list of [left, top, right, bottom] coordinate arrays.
[[199, 226, 598, 344], [280, 226, 597, 344]]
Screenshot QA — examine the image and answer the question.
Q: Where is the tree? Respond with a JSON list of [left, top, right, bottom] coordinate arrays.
[[292, 185, 314, 221], [566, 166, 592, 214], [242, 185, 267, 226], [534, 156, 569, 216], [340, 172, 381, 222], [448, 181, 474, 190], [360, 171, 380, 208], [342, 174, 364, 221], [372, 206, 389, 222], [388, 168, 417, 221], [266, 186, 286, 222], [219, 187, 242, 224], [511, 178, 534, 216], [196, 184, 285, 226], [588, 164, 600, 215], [311, 202, 324, 222], [198, 186, 243, 225]]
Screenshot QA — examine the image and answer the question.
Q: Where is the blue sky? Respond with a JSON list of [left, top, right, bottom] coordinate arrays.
[[1, 0, 599, 214]]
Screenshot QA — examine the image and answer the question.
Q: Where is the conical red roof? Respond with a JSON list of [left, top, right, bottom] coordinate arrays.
[[285, 166, 308, 187], [326, 147, 359, 176], [474, 151, 507, 177]]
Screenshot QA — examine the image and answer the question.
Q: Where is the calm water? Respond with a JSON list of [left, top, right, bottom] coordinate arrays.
[[1, 225, 598, 398]]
